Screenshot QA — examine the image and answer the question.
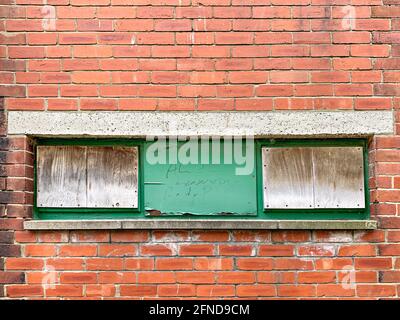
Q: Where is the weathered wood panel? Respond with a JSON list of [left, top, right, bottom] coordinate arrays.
[[313, 147, 365, 209], [262, 147, 314, 209], [37, 146, 87, 207], [87, 146, 138, 208]]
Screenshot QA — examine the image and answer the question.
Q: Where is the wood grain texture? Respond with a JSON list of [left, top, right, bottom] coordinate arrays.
[[37, 146, 87, 208], [313, 147, 364, 209], [262, 146, 365, 210], [37, 146, 138, 208], [87, 146, 138, 208], [262, 147, 314, 209]]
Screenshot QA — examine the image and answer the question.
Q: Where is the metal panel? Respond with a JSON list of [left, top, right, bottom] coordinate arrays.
[[37, 146, 87, 207], [87, 146, 138, 208], [143, 140, 257, 216], [262, 147, 314, 209], [313, 147, 365, 209]]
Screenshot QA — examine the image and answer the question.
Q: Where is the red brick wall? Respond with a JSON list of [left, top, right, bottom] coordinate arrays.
[[1, 0, 400, 299]]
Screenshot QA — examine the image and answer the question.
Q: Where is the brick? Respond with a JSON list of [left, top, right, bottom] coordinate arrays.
[[6, 99, 44, 111], [156, 258, 192, 270], [334, 84, 373, 96], [274, 259, 314, 270], [271, 45, 309, 57], [120, 285, 157, 297], [317, 284, 355, 297], [236, 98, 273, 110], [38, 231, 68, 243], [213, 7, 252, 18], [0, 244, 21, 257], [6, 258, 43, 270], [24, 245, 56, 257], [271, 231, 310, 242], [259, 245, 294, 257], [46, 258, 84, 271], [80, 99, 118, 111], [152, 46, 190, 58], [98, 272, 136, 284], [338, 245, 376, 257], [215, 59, 253, 71], [158, 99, 196, 111], [7, 285, 43, 298], [333, 58, 372, 70], [355, 258, 392, 270], [59, 245, 97, 257], [194, 258, 233, 271], [97, 7, 136, 19], [0, 271, 24, 284], [70, 231, 109, 243], [48, 99, 78, 110], [357, 285, 396, 297], [351, 71, 382, 82], [180, 244, 214, 256], [198, 99, 234, 110], [0, 231, 14, 244], [333, 32, 371, 44], [140, 244, 175, 256], [151, 72, 189, 84], [46, 285, 83, 297], [314, 258, 351, 270], [380, 271, 400, 283], [155, 20, 191, 31], [60, 272, 97, 284], [158, 284, 195, 297], [278, 285, 316, 297], [256, 85, 293, 97], [125, 258, 154, 271], [270, 71, 308, 83], [86, 259, 124, 271], [98, 244, 137, 257], [218, 244, 253, 256], [14, 231, 36, 243], [237, 258, 273, 270], [137, 7, 174, 18], [191, 231, 229, 242], [379, 244, 400, 256], [86, 285, 116, 297], [217, 272, 256, 284], [311, 45, 349, 57], [137, 272, 175, 284], [298, 272, 336, 284]]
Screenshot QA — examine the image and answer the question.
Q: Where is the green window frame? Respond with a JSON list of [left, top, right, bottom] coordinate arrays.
[[255, 139, 370, 221], [34, 138, 369, 221]]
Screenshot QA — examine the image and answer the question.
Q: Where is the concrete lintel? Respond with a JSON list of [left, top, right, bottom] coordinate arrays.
[[8, 111, 393, 138], [23, 219, 377, 230]]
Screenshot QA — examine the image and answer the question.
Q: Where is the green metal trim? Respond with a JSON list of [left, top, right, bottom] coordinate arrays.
[[34, 138, 370, 221], [255, 138, 370, 220]]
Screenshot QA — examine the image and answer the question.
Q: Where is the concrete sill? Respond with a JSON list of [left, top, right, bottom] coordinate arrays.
[[24, 219, 377, 230]]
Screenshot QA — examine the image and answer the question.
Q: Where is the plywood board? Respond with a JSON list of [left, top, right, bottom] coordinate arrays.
[[313, 147, 365, 209], [262, 147, 314, 209], [87, 146, 138, 208], [37, 146, 87, 207]]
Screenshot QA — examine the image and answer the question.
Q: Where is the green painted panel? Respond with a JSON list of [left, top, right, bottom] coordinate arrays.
[[143, 140, 257, 216]]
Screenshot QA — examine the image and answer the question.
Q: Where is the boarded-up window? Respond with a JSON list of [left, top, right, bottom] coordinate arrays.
[[37, 146, 138, 208], [262, 147, 365, 209]]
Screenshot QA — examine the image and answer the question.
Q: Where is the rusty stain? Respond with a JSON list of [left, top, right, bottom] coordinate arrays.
[[146, 209, 162, 216]]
